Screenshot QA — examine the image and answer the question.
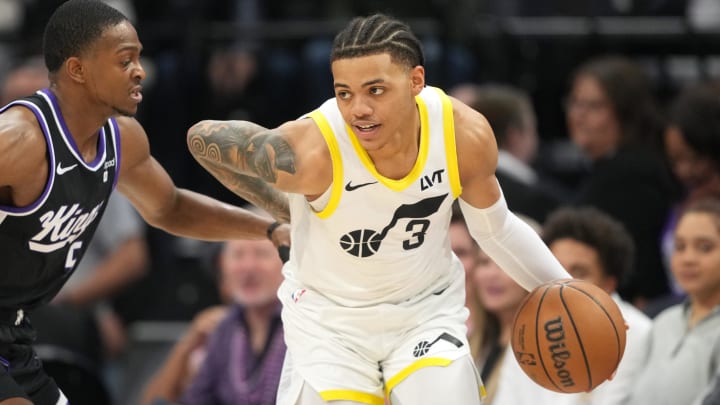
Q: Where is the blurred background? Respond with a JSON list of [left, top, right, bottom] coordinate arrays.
[[2, 0, 719, 403]]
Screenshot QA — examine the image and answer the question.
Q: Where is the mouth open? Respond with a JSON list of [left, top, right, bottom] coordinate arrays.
[[130, 87, 143, 103], [353, 123, 381, 139]]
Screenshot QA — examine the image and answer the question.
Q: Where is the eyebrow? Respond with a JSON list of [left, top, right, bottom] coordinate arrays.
[[115, 44, 143, 54], [334, 78, 385, 89]]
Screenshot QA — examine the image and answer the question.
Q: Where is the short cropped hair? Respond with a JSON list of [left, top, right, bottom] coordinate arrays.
[[330, 13, 424, 69], [542, 206, 634, 282], [43, 0, 128, 73], [470, 84, 535, 148]]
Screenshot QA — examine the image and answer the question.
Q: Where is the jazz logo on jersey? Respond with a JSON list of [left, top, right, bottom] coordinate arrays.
[[28, 202, 103, 253], [412, 332, 464, 358], [339, 193, 447, 257]]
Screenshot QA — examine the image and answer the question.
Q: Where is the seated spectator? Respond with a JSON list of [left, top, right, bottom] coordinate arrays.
[[141, 234, 286, 405], [449, 203, 481, 335], [628, 198, 720, 405], [535, 206, 652, 405], [565, 55, 679, 307], [657, 83, 720, 315], [450, 83, 567, 223]]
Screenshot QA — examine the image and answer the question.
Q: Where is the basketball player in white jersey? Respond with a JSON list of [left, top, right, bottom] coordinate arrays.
[[188, 14, 571, 405]]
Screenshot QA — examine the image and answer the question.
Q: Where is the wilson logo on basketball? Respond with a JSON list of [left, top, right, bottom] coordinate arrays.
[[544, 316, 575, 388]]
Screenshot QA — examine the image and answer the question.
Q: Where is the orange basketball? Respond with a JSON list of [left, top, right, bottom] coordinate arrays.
[[511, 279, 627, 393]]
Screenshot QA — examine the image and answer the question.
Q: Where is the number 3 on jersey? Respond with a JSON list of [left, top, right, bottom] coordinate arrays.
[[403, 219, 430, 250]]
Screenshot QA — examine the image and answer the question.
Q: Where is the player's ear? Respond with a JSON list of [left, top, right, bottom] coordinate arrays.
[[410, 65, 425, 95], [65, 57, 86, 83]]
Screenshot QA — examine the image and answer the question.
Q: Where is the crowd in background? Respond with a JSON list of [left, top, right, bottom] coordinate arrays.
[[1, 0, 720, 404]]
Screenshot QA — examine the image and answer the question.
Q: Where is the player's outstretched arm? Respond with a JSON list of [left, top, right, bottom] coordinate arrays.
[[187, 118, 331, 200], [116, 117, 289, 244], [186, 120, 291, 222], [452, 98, 571, 290]]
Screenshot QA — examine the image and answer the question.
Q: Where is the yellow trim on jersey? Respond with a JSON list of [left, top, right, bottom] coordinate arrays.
[[434, 87, 462, 198], [384, 357, 452, 397], [345, 95, 430, 191], [319, 389, 385, 405], [308, 110, 343, 219]]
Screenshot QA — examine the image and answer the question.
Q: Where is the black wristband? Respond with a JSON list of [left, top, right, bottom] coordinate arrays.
[[266, 221, 282, 240]]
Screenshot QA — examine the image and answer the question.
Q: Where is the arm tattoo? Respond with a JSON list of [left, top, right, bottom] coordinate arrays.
[[188, 120, 296, 183], [188, 120, 292, 222], [195, 156, 291, 223]]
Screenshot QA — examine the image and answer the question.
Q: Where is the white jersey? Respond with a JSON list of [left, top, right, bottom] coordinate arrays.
[[284, 86, 463, 307]]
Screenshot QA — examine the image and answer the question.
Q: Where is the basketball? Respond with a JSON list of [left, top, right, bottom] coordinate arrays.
[[511, 279, 627, 393]]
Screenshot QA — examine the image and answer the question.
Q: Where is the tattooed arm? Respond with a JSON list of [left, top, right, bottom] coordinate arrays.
[[192, 156, 290, 223], [187, 119, 332, 218]]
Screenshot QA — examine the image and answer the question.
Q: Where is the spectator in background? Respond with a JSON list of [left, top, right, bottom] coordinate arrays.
[[0, 56, 47, 105], [565, 55, 679, 308], [480, 206, 651, 405], [538, 206, 652, 405], [142, 233, 286, 405], [448, 204, 480, 336], [628, 198, 720, 405], [452, 83, 567, 223], [657, 83, 720, 314]]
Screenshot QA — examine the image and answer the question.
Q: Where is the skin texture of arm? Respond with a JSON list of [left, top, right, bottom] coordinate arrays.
[[0, 107, 51, 208], [116, 116, 290, 243], [451, 96, 503, 208], [186, 118, 332, 202]]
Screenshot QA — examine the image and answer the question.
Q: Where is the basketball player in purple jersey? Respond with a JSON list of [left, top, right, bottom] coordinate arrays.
[[0, 1, 288, 404]]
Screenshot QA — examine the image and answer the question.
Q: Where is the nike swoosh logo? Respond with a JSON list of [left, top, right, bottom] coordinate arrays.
[[56, 162, 78, 175], [345, 181, 378, 191]]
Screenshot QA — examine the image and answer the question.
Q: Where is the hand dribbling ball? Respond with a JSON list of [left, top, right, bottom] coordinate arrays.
[[511, 279, 627, 393]]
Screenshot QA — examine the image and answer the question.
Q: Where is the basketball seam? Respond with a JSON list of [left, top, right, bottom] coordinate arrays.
[[564, 283, 623, 369], [534, 285, 563, 392], [559, 284, 593, 392]]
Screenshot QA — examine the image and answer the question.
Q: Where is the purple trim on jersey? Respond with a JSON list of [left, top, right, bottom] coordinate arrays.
[[110, 117, 121, 190], [39, 88, 107, 171], [0, 99, 56, 215]]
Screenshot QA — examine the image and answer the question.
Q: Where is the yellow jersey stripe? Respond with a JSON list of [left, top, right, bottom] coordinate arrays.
[[308, 110, 343, 219], [434, 87, 462, 198], [319, 389, 385, 405], [345, 95, 430, 191]]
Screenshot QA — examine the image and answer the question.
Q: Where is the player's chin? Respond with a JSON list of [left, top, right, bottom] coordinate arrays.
[[113, 105, 138, 117]]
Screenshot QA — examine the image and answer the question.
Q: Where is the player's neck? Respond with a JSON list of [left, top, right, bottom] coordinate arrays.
[[366, 110, 421, 180], [48, 84, 111, 160]]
